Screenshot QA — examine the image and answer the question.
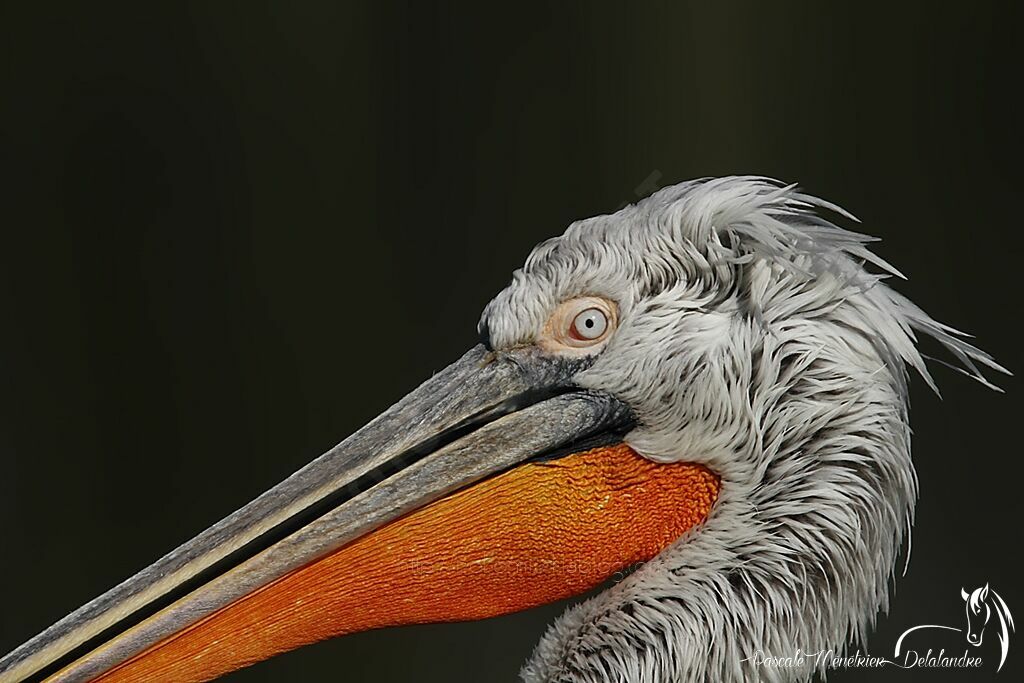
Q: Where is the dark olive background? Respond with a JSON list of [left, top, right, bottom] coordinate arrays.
[[1, 2, 1021, 682]]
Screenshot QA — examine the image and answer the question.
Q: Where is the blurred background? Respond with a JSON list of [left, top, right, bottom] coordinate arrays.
[[1, 2, 1020, 681]]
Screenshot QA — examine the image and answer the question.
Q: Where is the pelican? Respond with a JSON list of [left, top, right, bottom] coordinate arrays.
[[1, 177, 1004, 682]]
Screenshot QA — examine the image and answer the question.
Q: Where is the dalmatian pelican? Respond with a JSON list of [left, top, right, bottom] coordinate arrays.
[[0, 177, 1003, 683]]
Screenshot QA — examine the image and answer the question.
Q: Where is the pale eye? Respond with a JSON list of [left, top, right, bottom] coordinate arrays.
[[571, 308, 608, 340], [538, 296, 618, 354]]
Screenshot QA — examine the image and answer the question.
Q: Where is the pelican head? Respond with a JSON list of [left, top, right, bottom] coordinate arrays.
[[1, 177, 1003, 683]]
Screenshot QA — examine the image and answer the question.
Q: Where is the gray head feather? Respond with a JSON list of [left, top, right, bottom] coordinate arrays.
[[478, 177, 1005, 682]]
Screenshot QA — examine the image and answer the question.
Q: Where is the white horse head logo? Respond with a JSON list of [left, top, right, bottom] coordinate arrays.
[[962, 583, 1014, 669], [895, 583, 1015, 673]]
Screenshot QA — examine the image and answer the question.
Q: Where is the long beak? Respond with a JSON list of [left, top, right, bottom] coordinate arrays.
[[1, 345, 719, 683]]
